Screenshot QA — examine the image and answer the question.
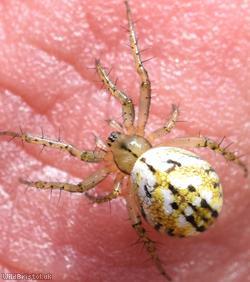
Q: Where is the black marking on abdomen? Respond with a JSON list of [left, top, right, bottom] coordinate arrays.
[[144, 184, 152, 198], [188, 202, 198, 212], [171, 202, 179, 209], [183, 213, 205, 232], [196, 225, 206, 232], [168, 184, 178, 195], [166, 183, 208, 233], [140, 157, 156, 173], [205, 167, 216, 174], [200, 198, 218, 218], [154, 223, 163, 231], [213, 182, 220, 189], [188, 185, 196, 192], [167, 228, 175, 236], [167, 159, 182, 167], [188, 202, 209, 223]]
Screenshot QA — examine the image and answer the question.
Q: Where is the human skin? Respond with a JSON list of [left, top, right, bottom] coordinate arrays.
[[0, 0, 249, 281]]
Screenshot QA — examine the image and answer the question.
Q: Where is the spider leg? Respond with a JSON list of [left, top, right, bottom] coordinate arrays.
[[95, 60, 135, 134], [126, 190, 171, 281], [85, 175, 123, 204], [0, 131, 105, 162], [94, 134, 109, 152], [125, 0, 151, 136], [106, 118, 123, 132], [161, 136, 248, 177], [20, 167, 109, 193], [147, 105, 179, 142]]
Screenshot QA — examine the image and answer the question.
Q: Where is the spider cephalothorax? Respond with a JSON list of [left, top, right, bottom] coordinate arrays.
[[0, 1, 247, 281], [107, 131, 152, 174]]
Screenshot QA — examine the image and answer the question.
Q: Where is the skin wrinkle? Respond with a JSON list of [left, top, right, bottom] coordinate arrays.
[[1, 45, 74, 115], [26, 38, 95, 86], [19, 40, 106, 117], [0, 81, 34, 110], [0, 0, 91, 114], [0, 41, 95, 118], [0, 82, 58, 122], [86, 12, 116, 47], [0, 1, 249, 282]]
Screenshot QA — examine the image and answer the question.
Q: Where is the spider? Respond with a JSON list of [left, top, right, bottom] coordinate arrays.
[[0, 1, 248, 281]]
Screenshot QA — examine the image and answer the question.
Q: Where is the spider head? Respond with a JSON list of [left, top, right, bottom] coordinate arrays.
[[107, 132, 152, 174], [107, 131, 122, 146]]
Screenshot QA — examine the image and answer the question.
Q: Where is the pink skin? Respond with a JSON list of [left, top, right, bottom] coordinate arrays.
[[0, 0, 249, 281]]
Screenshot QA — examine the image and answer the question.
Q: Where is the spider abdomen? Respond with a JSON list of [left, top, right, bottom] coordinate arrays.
[[131, 147, 223, 237]]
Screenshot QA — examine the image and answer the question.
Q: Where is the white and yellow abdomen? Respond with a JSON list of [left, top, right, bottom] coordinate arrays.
[[131, 147, 223, 237]]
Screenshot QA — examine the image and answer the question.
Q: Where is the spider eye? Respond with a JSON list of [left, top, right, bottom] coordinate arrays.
[[108, 131, 121, 143]]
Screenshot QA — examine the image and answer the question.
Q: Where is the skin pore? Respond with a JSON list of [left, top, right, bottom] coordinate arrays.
[[0, 1, 249, 281]]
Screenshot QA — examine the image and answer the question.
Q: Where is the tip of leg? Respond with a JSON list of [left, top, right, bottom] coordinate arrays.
[[19, 178, 29, 185], [157, 268, 172, 281], [124, 0, 131, 12], [244, 167, 248, 178], [95, 58, 100, 66]]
